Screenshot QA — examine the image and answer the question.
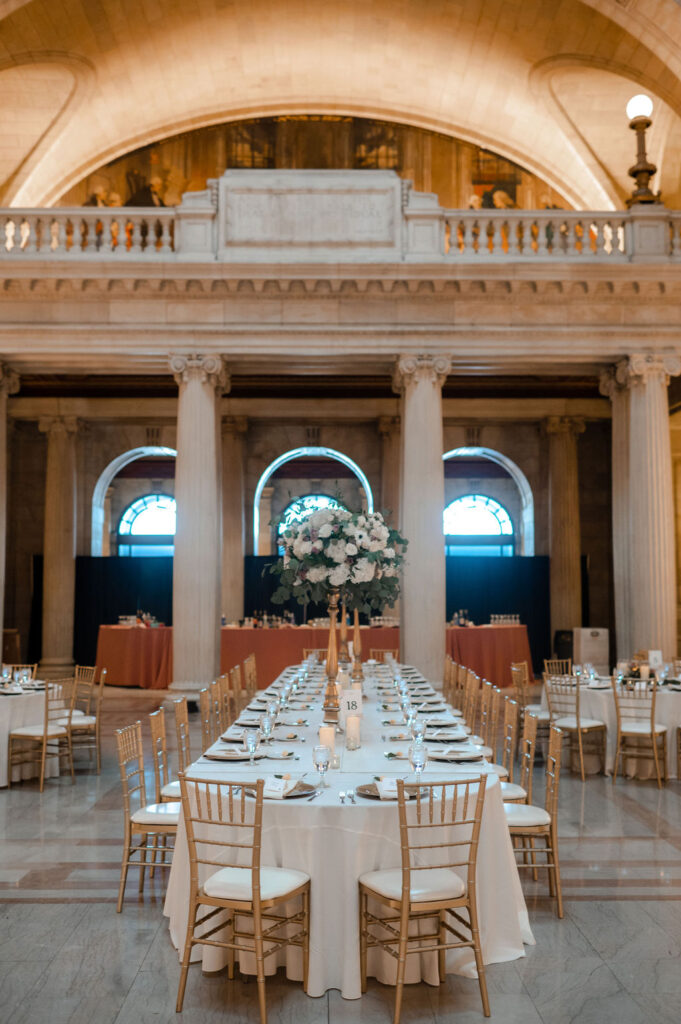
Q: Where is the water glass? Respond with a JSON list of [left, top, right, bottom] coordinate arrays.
[[1, 665, 10, 682], [312, 744, 331, 787], [408, 742, 427, 783], [259, 713, 274, 744], [244, 730, 261, 765], [411, 718, 426, 742]]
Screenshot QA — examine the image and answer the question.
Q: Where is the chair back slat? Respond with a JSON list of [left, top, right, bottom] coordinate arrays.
[[545, 658, 572, 676], [612, 677, 657, 728], [545, 675, 580, 723], [545, 726, 563, 817], [173, 697, 192, 772], [115, 721, 147, 816], [149, 707, 171, 804], [500, 697, 519, 781], [518, 711, 538, 804]]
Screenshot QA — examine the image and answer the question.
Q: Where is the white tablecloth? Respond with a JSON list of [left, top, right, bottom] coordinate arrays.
[[0, 689, 58, 787], [164, 666, 533, 999]]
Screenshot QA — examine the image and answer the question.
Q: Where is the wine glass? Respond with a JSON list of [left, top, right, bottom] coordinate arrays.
[[244, 730, 260, 765], [259, 713, 274, 745], [408, 742, 427, 785], [411, 718, 426, 743], [400, 694, 411, 719], [1, 665, 10, 683], [312, 744, 330, 788]]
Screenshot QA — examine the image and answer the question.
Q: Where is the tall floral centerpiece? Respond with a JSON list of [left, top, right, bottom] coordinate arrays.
[[271, 506, 407, 708]]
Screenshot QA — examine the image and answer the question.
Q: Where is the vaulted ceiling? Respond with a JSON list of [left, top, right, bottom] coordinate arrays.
[[2, 0, 681, 210]]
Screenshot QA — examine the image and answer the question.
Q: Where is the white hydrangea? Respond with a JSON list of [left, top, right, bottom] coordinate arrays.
[[293, 538, 313, 557], [368, 538, 386, 552], [326, 539, 347, 563], [311, 540, 323, 552], [307, 565, 329, 583], [345, 542, 358, 556], [383, 547, 395, 559], [318, 523, 333, 538], [343, 521, 357, 536], [355, 529, 369, 548], [309, 509, 334, 530], [328, 563, 351, 586], [352, 557, 375, 583]]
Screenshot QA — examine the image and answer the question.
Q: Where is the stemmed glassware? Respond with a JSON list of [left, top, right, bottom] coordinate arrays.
[[408, 742, 427, 785], [312, 744, 331, 788], [245, 729, 261, 765], [259, 713, 274, 745], [411, 718, 426, 743]]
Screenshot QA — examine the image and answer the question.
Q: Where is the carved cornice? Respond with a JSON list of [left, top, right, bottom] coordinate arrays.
[[170, 354, 230, 392], [616, 353, 681, 388], [392, 354, 451, 393]]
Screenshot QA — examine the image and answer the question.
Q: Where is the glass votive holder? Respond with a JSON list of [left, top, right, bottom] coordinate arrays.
[[345, 715, 361, 750]]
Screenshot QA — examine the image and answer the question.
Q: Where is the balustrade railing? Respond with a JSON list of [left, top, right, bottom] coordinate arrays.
[[0, 208, 175, 257], [443, 210, 628, 260]]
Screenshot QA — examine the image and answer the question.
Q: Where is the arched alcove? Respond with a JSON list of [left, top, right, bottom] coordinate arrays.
[[253, 446, 374, 555], [442, 446, 535, 556], [91, 446, 176, 555]]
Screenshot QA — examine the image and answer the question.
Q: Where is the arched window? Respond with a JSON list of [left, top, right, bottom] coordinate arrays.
[[443, 494, 514, 557], [118, 494, 176, 557], [278, 494, 345, 536]]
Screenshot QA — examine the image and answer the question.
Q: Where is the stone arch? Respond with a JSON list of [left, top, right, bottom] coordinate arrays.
[[442, 446, 535, 556], [90, 445, 176, 555]]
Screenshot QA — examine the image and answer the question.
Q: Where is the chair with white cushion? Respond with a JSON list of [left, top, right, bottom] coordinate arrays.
[[173, 696, 192, 773], [545, 675, 606, 781], [359, 776, 490, 1022], [57, 667, 107, 772], [8, 679, 75, 791], [176, 774, 310, 1022], [504, 725, 564, 918], [511, 661, 550, 724], [115, 721, 179, 913], [149, 706, 180, 802], [501, 709, 537, 804], [612, 677, 667, 788]]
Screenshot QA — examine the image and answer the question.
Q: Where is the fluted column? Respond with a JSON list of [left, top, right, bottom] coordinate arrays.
[[221, 416, 247, 623], [394, 354, 450, 681], [0, 365, 19, 642], [600, 369, 631, 660], [378, 415, 401, 528], [169, 355, 226, 696], [39, 416, 78, 677], [617, 353, 680, 659], [545, 416, 585, 643]]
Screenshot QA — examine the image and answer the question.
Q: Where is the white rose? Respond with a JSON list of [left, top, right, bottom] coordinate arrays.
[[345, 542, 358, 556], [307, 566, 328, 583], [298, 540, 312, 556], [318, 523, 333, 538], [383, 547, 395, 559], [328, 563, 351, 586], [343, 522, 357, 536], [369, 538, 385, 552], [357, 515, 367, 527]]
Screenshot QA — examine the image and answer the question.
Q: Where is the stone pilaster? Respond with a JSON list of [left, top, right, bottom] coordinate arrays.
[[221, 416, 247, 623], [545, 416, 585, 644], [393, 354, 450, 682], [0, 365, 19, 645], [39, 416, 78, 677], [169, 354, 227, 697], [616, 353, 681, 659], [599, 368, 631, 660]]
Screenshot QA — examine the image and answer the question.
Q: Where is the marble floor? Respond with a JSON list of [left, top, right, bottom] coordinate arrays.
[[1, 688, 681, 1023]]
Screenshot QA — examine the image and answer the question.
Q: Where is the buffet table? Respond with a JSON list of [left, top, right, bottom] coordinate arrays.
[[96, 622, 532, 689], [163, 664, 533, 998]]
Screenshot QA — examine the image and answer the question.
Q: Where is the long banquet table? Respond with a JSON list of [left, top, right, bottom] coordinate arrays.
[[163, 663, 533, 999], [96, 622, 531, 689], [0, 687, 57, 787]]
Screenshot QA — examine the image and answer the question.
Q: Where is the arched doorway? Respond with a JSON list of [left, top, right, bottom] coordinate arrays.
[[91, 446, 176, 555], [253, 446, 374, 555], [442, 446, 534, 555]]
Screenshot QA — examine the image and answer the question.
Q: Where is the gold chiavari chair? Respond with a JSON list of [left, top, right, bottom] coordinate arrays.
[[545, 675, 606, 781], [461, 671, 479, 734], [359, 776, 490, 1022], [115, 721, 180, 913], [611, 678, 667, 788], [57, 667, 107, 772], [501, 708, 537, 804], [176, 775, 311, 1021], [496, 697, 519, 781], [230, 664, 246, 714], [443, 655, 454, 704], [511, 661, 549, 723], [8, 678, 75, 791], [173, 697, 192, 773], [369, 648, 399, 662], [198, 685, 222, 753], [480, 688, 510, 779], [302, 648, 327, 661], [544, 658, 571, 676], [504, 726, 564, 918], [243, 653, 258, 700], [216, 672, 236, 727], [4, 662, 38, 680], [149, 706, 181, 802]]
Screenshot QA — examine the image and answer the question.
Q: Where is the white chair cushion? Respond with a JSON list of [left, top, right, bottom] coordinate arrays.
[[161, 780, 182, 798], [487, 763, 509, 779], [131, 802, 181, 825], [504, 803, 551, 828], [71, 709, 85, 716], [500, 782, 527, 801], [57, 715, 95, 728], [10, 723, 66, 738], [526, 704, 551, 721], [359, 866, 465, 902], [554, 715, 604, 731], [204, 865, 309, 902], [620, 720, 666, 735]]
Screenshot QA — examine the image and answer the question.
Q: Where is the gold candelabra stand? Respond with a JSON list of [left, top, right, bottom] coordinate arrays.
[[323, 588, 340, 718]]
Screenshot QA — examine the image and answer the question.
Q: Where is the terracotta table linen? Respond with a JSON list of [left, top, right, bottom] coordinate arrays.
[[447, 624, 532, 688], [96, 624, 172, 689]]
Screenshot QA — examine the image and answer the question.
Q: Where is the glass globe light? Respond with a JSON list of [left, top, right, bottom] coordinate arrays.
[[626, 94, 654, 121]]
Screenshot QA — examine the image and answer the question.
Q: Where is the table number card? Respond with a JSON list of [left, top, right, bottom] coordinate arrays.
[[339, 689, 363, 729]]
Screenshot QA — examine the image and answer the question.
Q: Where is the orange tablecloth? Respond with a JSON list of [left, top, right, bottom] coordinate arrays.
[[446, 624, 532, 688], [96, 624, 172, 689]]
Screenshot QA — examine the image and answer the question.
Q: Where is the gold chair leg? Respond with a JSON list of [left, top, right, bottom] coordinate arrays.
[[176, 899, 200, 1011], [612, 731, 620, 784], [577, 729, 585, 782], [359, 888, 368, 994], [549, 824, 564, 919], [302, 887, 310, 992], [39, 738, 47, 793], [138, 834, 148, 895], [438, 909, 446, 983], [652, 732, 662, 789], [529, 837, 538, 882], [469, 895, 491, 1017], [117, 827, 133, 913], [149, 835, 159, 880], [253, 916, 268, 1024], [6, 736, 12, 789], [393, 909, 410, 1024]]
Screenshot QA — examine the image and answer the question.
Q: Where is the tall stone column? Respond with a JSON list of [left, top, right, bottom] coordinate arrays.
[[0, 365, 19, 644], [617, 353, 680, 659], [39, 417, 78, 678], [674, 457, 681, 651], [169, 355, 226, 697], [378, 415, 401, 527], [394, 354, 450, 682], [599, 369, 631, 660], [221, 416, 247, 623], [258, 487, 275, 556], [545, 416, 585, 645]]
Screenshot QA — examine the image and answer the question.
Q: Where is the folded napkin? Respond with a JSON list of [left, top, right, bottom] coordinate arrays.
[[262, 775, 297, 799], [376, 777, 399, 800]]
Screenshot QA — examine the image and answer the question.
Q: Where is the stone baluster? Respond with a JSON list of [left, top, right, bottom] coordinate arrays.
[[39, 417, 78, 677], [169, 354, 227, 698], [221, 416, 248, 624], [616, 354, 681, 659], [545, 416, 585, 645], [0, 365, 19, 644], [599, 368, 631, 660], [393, 354, 450, 682]]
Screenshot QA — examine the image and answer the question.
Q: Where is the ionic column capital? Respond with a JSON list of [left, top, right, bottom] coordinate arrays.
[[221, 415, 248, 437], [0, 364, 19, 397], [615, 352, 681, 388], [38, 416, 79, 436], [170, 353, 230, 392], [598, 366, 622, 400], [392, 354, 451, 393], [544, 415, 585, 437]]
